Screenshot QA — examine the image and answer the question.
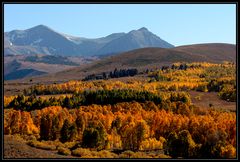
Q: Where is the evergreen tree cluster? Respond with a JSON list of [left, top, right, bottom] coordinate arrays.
[[83, 68, 138, 81], [5, 90, 192, 111]]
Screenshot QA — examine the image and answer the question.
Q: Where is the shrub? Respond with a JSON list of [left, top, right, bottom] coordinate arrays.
[[71, 148, 92, 157], [97, 150, 118, 158], [20, 134, 37, 141], [156, 154, 171, 158], [57, 147, 71, 156], [119, 150, 135, 158], [63, 141, 78, 149], [27, 140, 56, 150], [131, 152, 150, 158]]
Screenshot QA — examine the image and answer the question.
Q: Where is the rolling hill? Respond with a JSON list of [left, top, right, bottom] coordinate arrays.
[[174, 43, 236, 63], [4, 54, 98, 80], [15, 43, 235, 83]]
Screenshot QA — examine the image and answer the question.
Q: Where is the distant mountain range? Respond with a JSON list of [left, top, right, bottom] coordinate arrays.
[[4, 25, 174, 56]]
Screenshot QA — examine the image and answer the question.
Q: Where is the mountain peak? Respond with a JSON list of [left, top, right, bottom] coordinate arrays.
[[138, 27, 149, 32], [35, 24, 49, 28], [129, 27, 149, 34], [29, 24, 53, 31]]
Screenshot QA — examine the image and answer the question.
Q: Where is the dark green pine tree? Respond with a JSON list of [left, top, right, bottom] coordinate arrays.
[[51, 115, 60, 140], [40, 114, 52, 140], [60, 119, 71, 143]]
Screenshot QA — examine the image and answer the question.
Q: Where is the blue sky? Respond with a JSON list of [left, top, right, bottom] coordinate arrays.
[[4, 4, 236, 46]]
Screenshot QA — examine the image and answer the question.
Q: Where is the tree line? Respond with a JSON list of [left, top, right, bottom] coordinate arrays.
[[5, 89, 191, 112], [83, 68, 138, 81]]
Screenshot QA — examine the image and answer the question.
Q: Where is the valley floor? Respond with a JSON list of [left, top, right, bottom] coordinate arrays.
[[3, 135, 166, 159], [3, 135, 73, 159]]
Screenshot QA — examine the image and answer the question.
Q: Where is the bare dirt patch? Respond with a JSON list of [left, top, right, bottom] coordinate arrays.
[[189, 91, 236, 111]]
